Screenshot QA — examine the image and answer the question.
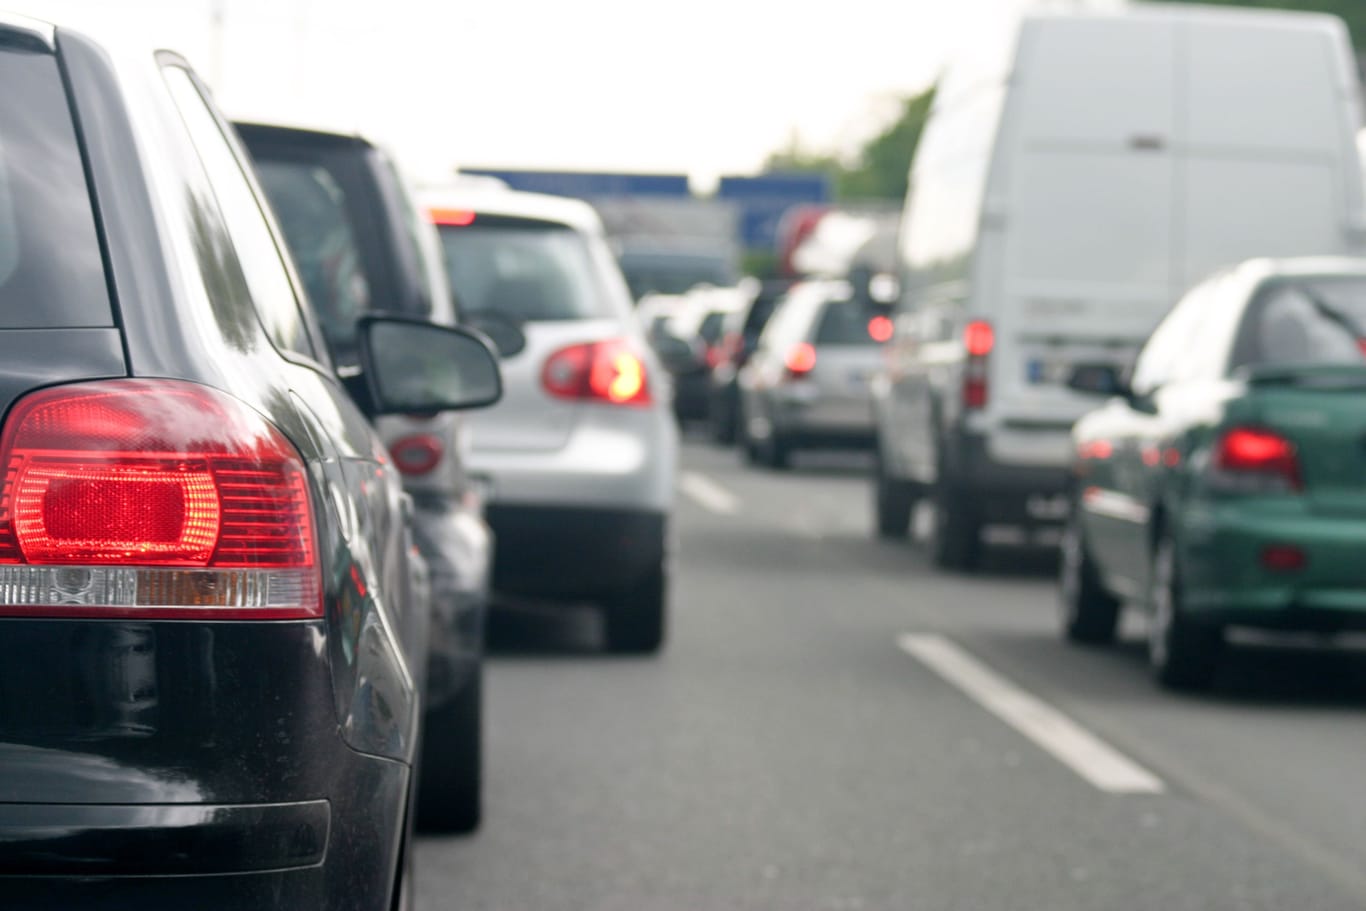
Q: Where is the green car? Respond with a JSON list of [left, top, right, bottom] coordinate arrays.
[[1061, 258, 1366, 690]]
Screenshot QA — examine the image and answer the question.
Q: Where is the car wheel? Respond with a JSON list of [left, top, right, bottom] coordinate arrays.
[[1059, 504, 1119, 644], [415, 669, 482, 834], [605, 565, 667, 654], [709, 394, 737, 445], [873, 445, 915, 539], [930, 475, 979, 570], [1149, 534, 1222, 691], [761, 433, 792, 470]]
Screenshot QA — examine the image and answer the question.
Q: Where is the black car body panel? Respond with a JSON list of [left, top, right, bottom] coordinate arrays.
[[0, 21, 425, 908]]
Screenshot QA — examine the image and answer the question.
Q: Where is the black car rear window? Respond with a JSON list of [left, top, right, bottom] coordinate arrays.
[[436, 216, 613, 322], [815, 300, 880, 346], [698, 311, 727, 345], [0, 44, 111, 328]]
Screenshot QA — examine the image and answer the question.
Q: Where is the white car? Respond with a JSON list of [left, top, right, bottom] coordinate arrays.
[[421, 187, 679, 652], [873, 4, 1366, 569]]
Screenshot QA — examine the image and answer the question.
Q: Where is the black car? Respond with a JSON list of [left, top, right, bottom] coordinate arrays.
[[0, 16, 499, 909], [237, 122, 489, 833], [707, 279, 791, 443]]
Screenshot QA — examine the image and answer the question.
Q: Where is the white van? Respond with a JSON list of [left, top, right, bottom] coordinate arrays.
[[872, 4, 1366, 569]]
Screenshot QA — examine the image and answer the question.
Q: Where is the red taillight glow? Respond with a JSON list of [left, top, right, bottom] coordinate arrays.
[[542, 340, 653, 407], [1212, 427, 1301, 492], [0, 380, 319, 619], [868, 315, 894, 343], [784, 343, 817, 377], [389, 434, 443, 476], [1078, 440, 1113, 461], [704, 345, 723, 369], [1260, 544, 1307, 572], [964, 320, 994, 358], [429, 208, 477, 227]]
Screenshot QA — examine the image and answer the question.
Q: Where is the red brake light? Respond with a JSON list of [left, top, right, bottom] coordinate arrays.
[[0, 380, 319, 619], [389, 434, 444, 476], [1212, 427, 1301, 492], [868, 315, 893, 343], [542, 339, 653, 407], [429, 208, 477, 227], [784, 342, 817, 377], [964, 320, 994, 357]]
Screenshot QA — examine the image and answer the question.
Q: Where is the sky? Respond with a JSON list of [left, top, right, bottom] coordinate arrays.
[[14, 0, 1117, 186]]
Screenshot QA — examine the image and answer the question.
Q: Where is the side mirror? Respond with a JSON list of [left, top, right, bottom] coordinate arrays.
[[466, 311, 527, 359], [652, 332, 699, 371], [357, 315, 503, 415], [1067, 363, 1128, 398]]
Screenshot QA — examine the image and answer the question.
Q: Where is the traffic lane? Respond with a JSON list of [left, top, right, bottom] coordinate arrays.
[[415, 441, 1366, 909], [680, 440, 1366, 900], [704, 442, 1366, 899]]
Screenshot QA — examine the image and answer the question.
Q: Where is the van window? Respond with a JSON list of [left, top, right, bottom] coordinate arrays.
[[1237, 279, 1366, 369], [0, 47, 112, 328], [436, 217, 615, 322]]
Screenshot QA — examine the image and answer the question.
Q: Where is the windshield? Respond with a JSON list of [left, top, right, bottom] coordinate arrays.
[[437, 218, 614, 321], [0, 46, 111, 328]]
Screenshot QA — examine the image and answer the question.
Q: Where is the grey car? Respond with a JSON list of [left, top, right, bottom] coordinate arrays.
[[738, 280, 890, 469]]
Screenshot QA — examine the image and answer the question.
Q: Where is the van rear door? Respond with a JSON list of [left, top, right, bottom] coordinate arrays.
[[1176, 17, 1362, 288], [991, 17, 1178, 455]]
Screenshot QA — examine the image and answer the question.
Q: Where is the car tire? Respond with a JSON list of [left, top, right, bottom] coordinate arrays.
[[605, 566, 667, 654], [1059, 504, 1119, 644], [873, 446, 915, 539], [415, 670, 482, 835], [761, 433, 792, 470], [709, 394, 737, 445], [930, 477, 980, 570], [1149, 534, 1222, 691]]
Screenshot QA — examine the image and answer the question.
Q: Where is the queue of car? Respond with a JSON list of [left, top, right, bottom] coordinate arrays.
[[0, 9, 679, 909], [670, 5, 1366, 695]]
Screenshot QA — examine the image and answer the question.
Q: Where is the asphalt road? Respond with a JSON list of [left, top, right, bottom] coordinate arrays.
[[417, 437, 1366, 911]]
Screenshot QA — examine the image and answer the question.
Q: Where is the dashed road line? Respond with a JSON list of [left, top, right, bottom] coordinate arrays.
[[898, 633, 1165, 795], [679, 472, 740, 516]]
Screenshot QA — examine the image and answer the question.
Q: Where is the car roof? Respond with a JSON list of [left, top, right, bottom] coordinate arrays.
[[419, 185, 604, 234], [1236, 256, 1366, 284], [233, 120, 373, 151]]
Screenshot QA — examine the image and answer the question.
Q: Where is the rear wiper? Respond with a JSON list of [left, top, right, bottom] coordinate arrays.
[[1289, 283, 1366, 341]]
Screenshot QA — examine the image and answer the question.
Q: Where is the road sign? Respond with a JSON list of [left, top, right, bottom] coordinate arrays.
[[717, 173, 832, 250]]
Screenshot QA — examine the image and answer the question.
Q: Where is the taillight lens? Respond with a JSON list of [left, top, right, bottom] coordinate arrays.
[[868, 315, 893, 343], [963, 319, 992, 410], [0, 380, 320, 619], [1211, 426, 1301, 493], [784, 343, 817, 378], [542, 339, 653, 407], [389, 434, 444, 476]]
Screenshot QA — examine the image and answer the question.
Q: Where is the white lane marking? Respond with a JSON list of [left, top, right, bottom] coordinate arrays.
[[898, 633, 1165, 795], [679, 472, 740, 516]]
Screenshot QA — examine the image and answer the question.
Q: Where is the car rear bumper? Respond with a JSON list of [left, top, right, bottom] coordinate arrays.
[[0, 620, 409, 908], [945, 431, 1071, 522], [1181, 505, 1366, 629], [487, 505, 667, 601]]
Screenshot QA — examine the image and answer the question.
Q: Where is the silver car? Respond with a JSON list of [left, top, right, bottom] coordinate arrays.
[[738, 280, 890, 469], [421, 187, 679, 653]]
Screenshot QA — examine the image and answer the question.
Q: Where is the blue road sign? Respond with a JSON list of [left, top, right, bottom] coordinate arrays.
[[460, 169, 690, 199], [717, 173, 832, 250]]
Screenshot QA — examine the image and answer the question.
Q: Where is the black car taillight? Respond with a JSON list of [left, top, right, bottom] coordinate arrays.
[[0, 380, 320, 619]]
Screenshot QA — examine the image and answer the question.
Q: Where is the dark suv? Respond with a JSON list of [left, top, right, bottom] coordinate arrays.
[[237, 123, 490, 833], [0, 15, 499, 909]]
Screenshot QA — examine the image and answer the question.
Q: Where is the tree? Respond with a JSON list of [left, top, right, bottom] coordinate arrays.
[[762, 85, 937, 203]]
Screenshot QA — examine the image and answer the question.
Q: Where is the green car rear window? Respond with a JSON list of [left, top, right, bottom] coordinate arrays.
[[1243, 279, 1366, 367], [0, 44, 112, 328]]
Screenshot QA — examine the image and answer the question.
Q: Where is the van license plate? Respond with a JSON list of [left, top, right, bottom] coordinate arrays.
[[1027, 358, 1073, 385]]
